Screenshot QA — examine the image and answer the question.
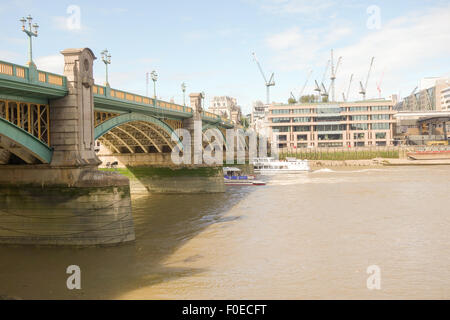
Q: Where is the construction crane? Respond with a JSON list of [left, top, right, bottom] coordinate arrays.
[[410, 86, 418, 110], [314, 60, 330, 100], [359, 57, 375, 100], [376, 69, 385, 98], [252, 52, 275, 105], [299, 69, 313, 101], [289, 92, 297, 103], [342, 73, 353, 102], [329, 49, 342, 102], [321, 82, 328, 100]]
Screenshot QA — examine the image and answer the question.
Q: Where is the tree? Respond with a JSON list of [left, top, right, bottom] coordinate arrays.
[[240, 116, 249, 129], [300, 94, 317, 103], [288, 97, 297, 104]]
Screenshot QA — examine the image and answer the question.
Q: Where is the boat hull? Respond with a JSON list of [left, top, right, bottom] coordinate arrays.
[[407, 150, 450, 160], [254, 169, 311, 174]]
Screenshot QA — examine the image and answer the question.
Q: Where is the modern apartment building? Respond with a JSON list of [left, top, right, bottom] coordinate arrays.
[[399, 77, 450, 111], [268, 100, 396, 148], [441, 86, 450, 111]]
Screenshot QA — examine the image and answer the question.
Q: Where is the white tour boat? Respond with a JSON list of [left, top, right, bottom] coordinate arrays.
[[252, 157, 310, 173]]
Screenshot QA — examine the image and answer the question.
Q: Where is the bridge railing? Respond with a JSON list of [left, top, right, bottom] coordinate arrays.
[[93, 84, 193, 114], [0, 60, 66, 89]]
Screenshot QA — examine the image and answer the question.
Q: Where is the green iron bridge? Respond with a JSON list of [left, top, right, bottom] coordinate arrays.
[[0, 59, 234, 165]]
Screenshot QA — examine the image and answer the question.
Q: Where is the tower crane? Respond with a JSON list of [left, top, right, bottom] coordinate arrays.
[[329, 49, 342, 102], [315, 60, 330, 94], [252, 52, 275, 105], [342, 73, 353, 102], [359, 57, 375, 100], [299, 69, 313, 101], [376, 69, 385, 98]]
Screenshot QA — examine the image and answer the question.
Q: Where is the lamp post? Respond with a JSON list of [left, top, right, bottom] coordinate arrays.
[[100, 49, 111, 87], [20, 15, 39, 67], [151, 70, 158, 101], [201, 91, 205, 111], [146, 72, 149, 97], [181, 82, 186, 106]]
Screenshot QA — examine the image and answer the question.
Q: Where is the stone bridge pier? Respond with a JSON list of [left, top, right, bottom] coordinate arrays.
[[0, 48, 135, 246]]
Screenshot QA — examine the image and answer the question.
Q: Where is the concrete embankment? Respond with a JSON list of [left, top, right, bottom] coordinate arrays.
[[0, 166, 135, 246], [101, 166, 225, 194]]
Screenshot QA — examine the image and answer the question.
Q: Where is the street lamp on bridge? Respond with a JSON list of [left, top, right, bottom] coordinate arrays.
[[20, 15, 39, 67], [100, 49, 111, 87], [181, 82, 187, 106], [201, 91, 206, 111], [151, 70, 158, 100]]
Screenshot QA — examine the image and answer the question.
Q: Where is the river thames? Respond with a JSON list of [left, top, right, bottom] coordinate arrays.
[[0, 165, 449, 299]]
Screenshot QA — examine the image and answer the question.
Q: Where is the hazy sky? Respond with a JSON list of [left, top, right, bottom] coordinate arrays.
[[1, 0, 449, 113]]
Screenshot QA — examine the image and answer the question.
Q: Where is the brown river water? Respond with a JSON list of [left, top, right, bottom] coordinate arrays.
[[0, 165, 449, 299]]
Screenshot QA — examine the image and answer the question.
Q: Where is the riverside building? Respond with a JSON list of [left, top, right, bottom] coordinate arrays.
[[268, 100, 396, 148]]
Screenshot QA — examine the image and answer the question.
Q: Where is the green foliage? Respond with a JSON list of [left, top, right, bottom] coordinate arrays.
[[288, 97, 297, 104], [299, 95, 318, 103], [240, 116, 249, 129], [100, 166, 222, 178], [279, 149, 400, 160]]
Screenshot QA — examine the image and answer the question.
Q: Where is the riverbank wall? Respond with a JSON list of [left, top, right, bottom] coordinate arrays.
[[0, 166, 134, 246]]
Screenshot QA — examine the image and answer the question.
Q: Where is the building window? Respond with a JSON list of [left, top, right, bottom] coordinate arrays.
[[315, 124, 345, 132], [371, 106, 390, 111], [349, 115, 368, 121], [354, 133, 365, 140], [292, 108, 311, 114], [293, 126, 310, 132], [372, 114, 390, 120], [372, 123, 389, 130], [315, 116, 344, 122], [316, 107, 341, 114], [271, 109, 290, 114], [272, 117, 290, 123], [375, 132, 387, 139], [349, 107, 368, 112], [293, 117, 310, 122], [350, 123, 368, 130], [272, 126, 290, 132], [318, 134, 342, 140], [278, 135, 287, 141], [297, 143, 308, 148], [297, 134, 308, 141]]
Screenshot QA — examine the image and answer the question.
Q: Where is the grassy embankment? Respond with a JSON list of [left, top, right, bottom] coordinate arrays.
[[100, 166, 221, 178], [279, 149, 399, 161]]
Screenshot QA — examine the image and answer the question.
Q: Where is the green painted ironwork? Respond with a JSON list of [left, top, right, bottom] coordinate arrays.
[[94, 112, 182, 149], [202, 123, 227, 146], [0, 60, 67, 102], [93, 84, 193, 121], [0, 117, 53, 163]]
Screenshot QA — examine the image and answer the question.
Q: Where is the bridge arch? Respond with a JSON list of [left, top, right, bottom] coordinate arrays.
[[202, 123, 228, 151], [0, 117, 53, 164], [94, 113, 182, 153]]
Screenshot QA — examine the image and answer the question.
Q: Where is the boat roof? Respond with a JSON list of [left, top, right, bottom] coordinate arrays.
[[223, 167, 241, 172]]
